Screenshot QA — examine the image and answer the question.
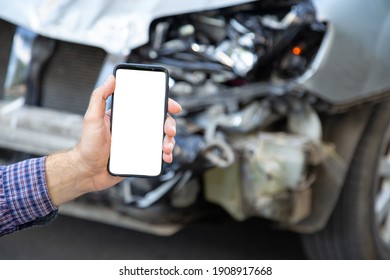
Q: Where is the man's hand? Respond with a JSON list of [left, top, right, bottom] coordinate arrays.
[[46, 75, 182, 206]]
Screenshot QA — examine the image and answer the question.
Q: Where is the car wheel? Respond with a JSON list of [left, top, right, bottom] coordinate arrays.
[[301, 101, 390, 259]]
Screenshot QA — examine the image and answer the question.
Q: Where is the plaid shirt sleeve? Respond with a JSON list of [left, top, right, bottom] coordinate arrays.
[[0, 157, 57, 237]]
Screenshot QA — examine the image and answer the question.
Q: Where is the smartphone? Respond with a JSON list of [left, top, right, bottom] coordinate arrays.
[[108, 63, 169, 177]]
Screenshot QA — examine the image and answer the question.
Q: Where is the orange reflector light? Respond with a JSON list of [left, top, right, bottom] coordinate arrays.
[[292, 46, 302, 56]]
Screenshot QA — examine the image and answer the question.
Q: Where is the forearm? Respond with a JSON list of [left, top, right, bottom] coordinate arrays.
[[45, 149, 92, 207]]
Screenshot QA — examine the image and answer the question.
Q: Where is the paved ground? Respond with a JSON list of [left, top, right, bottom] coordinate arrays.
[[0, 214, 307, 260]]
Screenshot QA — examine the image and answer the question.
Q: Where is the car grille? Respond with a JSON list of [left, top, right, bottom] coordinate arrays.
[[0, 19, 16, 97], [0, 19, 107, 115], [41, 40, 106, 115]]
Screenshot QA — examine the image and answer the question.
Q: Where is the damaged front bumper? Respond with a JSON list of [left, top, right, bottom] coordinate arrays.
[[0, 84, 332, 229]]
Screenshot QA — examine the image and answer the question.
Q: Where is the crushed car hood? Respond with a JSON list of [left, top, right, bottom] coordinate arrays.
[[0, 0, 255, 55]]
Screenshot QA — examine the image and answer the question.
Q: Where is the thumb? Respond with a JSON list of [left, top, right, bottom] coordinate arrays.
[[85, 75, 116, 119]]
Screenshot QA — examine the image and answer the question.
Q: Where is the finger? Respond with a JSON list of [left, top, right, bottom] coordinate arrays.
[[163, 152, 173, 163], [164, 114, 176, 137], [168, 98, 182, 115], [102, 75, 116, 99], [163, 135, 175, 154], [85, 75, 115, 119]]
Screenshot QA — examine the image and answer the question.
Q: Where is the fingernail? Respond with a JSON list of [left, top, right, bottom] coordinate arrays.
[[173, 99, 182, 111], [169, 98, 182, 111]]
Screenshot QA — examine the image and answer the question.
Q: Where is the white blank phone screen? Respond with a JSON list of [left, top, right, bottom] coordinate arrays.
[[109, 68, 167, 176]]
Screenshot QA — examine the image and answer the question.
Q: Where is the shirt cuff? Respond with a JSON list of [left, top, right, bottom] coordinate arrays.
[[1, 157, 57, 230]]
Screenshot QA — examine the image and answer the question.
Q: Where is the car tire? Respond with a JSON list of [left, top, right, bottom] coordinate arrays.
[[301, 101, 390, 259]]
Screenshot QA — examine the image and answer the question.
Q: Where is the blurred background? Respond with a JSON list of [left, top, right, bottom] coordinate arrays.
[[1, 0, 390, 259], [0, 214, 305, 259]]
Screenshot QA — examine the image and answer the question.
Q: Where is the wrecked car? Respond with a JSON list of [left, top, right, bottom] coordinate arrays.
[[1, 0, 390, 259]]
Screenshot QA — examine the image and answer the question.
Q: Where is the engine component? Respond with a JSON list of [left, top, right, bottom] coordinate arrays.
[[204, 132, 322, 223]]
